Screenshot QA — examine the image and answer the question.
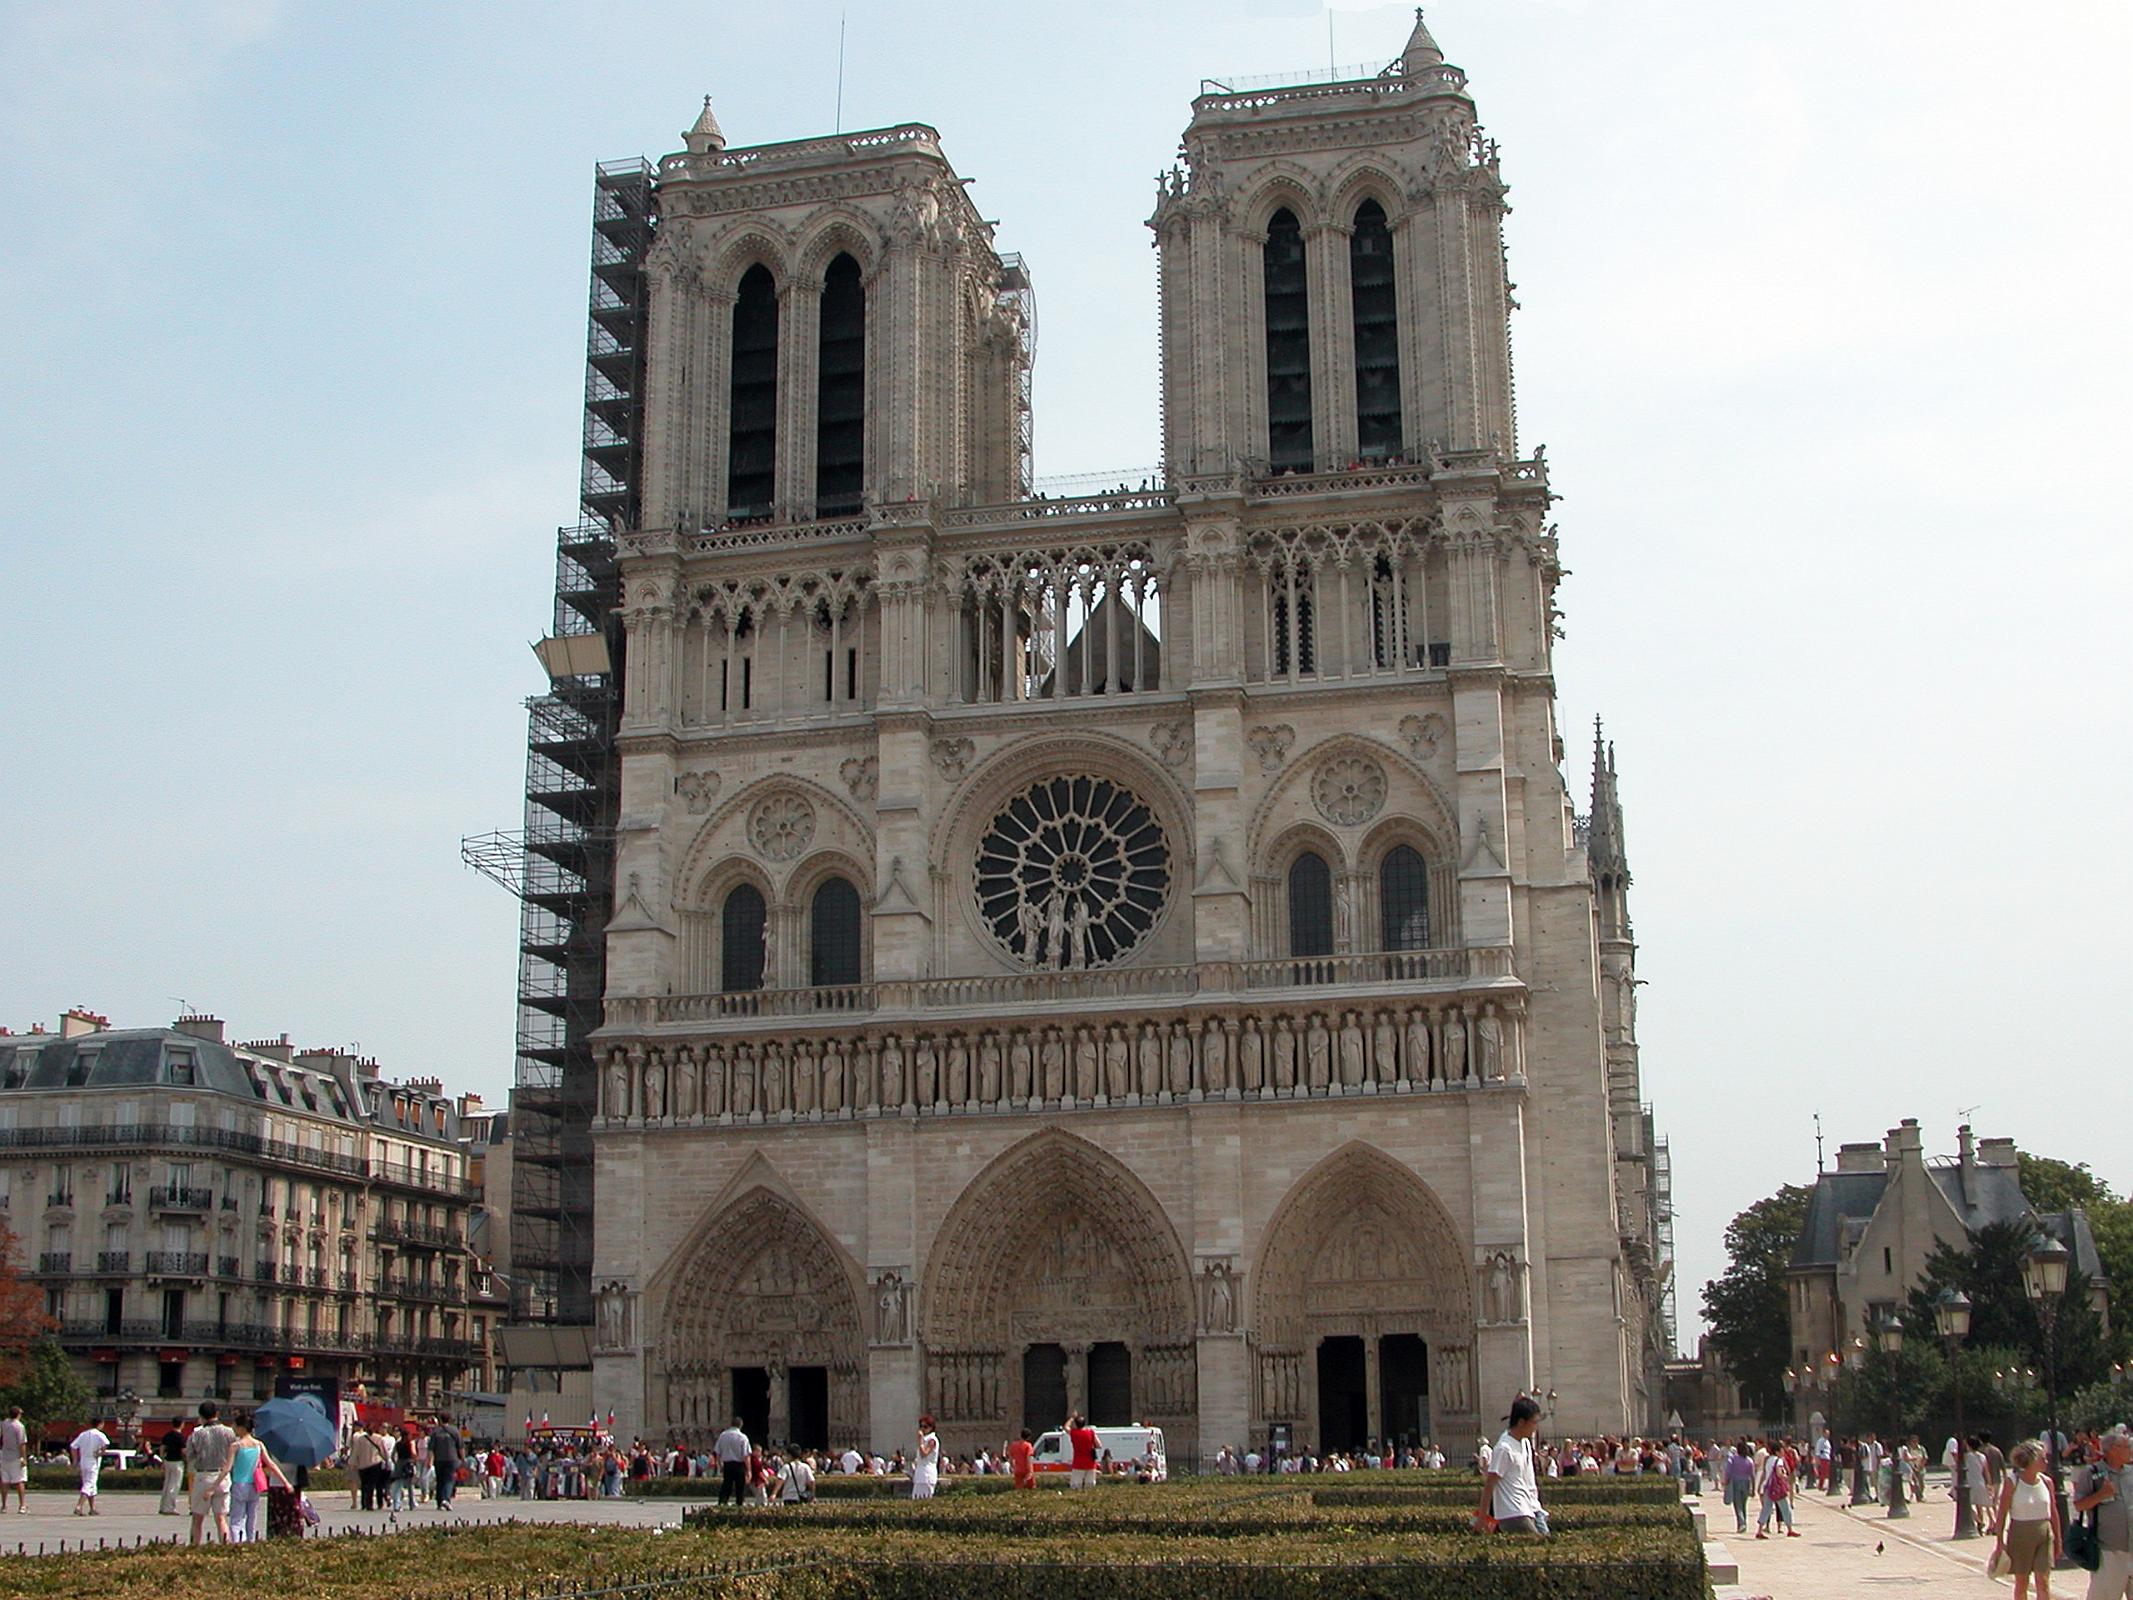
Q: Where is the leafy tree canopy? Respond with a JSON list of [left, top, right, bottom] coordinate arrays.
[[0, 1340, 90, 1435], [1702, 1184, 1811, 1421]]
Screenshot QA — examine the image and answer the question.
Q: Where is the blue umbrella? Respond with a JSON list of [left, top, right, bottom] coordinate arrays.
[[252, 1395, 338, 1468]]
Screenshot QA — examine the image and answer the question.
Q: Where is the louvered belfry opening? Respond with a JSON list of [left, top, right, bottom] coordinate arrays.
[[1349, 199, 1402, 460], [1263, 208, 1313, 473], [815, 253, 866, 517], [727, 264, 779, 519]]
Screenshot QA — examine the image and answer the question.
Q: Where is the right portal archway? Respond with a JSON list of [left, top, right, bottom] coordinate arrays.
[[1251, 1143, 1477, 1453]]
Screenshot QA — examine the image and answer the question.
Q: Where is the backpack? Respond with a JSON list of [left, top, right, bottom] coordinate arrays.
[[1768, 1460, 1790, 1499]]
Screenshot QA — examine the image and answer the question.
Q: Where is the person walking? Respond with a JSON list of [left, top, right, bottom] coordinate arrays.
[[0, 1406, 28, 1514], [428, 1421, 462, 1510], [1990, 1441, 2062, 1600], [228, 1410, 294, 1543], [714, 1417, 750, 1506], [1755, 1438, 1799, 1539], [68, 1418, 111, 1516], [1723, 1439, 1755, 1534], [2073, 1426, 2133, 1600], [1475, 1395, 1548, 1534], [389, 1430, 416, 1511], [910, 1415, 941, 1501], [348, 1423, 381, 1510], [1008, 1427, 1036, 1490], [186, 1400, 237, 1546], [778, 1450, 816, 1504]]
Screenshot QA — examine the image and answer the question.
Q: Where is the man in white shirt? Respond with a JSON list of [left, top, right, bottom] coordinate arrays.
[[1476, 1395, 1547, 1534], [69, 1420, 111, 1516], [839, 1446, 863, 1474], [1244, 1448, 1262, 1474], [713, 1418, 750, 1507], [0, 1405, 28, 1512], [778, 1452, 816, 1504]]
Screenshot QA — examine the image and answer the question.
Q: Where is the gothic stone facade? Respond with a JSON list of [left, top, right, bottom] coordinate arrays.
[[588, 18, 1660, 1461]]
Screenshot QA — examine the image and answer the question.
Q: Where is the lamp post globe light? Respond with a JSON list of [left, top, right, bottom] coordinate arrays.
[[1934, 1287, 1975, 1539], [2022, 1232, 2073, 1558], [1877, 1312, 1909, 1519]]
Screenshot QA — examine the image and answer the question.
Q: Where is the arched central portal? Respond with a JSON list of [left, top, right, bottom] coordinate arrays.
[[652, 1184, 866, 1450], [922, 1131, 1197, 1455], [1253, 1143, 1475, 1453]]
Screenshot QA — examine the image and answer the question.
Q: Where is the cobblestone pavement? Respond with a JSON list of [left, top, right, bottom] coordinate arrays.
[[0, 1488, 705, 1554], [1700, 1474, 2012, 1598]]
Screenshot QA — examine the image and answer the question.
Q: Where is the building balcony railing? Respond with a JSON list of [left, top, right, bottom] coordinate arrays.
[[372, 1217, 462, 1249], [46, 1192, 72, 1209], [37, 1252, 71, 1274], [0, 1122, 376, 1182], [368, 1161, 476, 1199], [145, 1251, 210, 1276], [148, 1185, 215, 1212], [648, 946, 1515, 1027], [382, 1277, 463, 1305], [216, 1255, 240, 1277], [96, 1250, 131, 1274]]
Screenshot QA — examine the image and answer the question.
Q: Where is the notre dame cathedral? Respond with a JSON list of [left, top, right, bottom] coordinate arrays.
[[583, 14, 1669, 1462]]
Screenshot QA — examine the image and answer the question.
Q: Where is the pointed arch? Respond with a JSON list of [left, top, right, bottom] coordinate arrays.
[[1251, 1140, 1472, 1347], [648, 1165, 868, 1444], [1236, 165, 1322, 236], [921, 1129, 1195, 1348], [1262, 205, 1314, 474]]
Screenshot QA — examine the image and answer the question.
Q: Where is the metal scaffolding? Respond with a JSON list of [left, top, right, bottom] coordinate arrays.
[[465, 158, 652, 1325]]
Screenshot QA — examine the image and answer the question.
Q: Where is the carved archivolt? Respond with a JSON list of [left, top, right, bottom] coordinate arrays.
[[921, 1130, 1195, 1350], [1251, 1142, 1473, 1351]]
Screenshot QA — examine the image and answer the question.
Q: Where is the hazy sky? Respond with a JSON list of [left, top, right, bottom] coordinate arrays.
[[3, 1, 2128, 1346]]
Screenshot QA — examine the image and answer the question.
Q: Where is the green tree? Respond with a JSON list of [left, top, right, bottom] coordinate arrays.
[[0, 1340, 91, 1436], [2018, 1151, 2133, 1339], [1702, 1183, 1811, 1421], [1907, 1218, 2114, 1397]]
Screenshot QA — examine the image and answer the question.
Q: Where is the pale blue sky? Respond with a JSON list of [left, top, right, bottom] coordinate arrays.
[[3, 1, 2128, 1343]]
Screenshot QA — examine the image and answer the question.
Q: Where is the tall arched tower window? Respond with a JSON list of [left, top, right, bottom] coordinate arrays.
[[720, 883, 767, 992], [1349, 199, 1402, 460], [727, 264, 779, 519], [1263, 208, 1313, 474], [809, 877, 862, 988], [815, 253, 865, 517], [1379, 845, 1430, 951], [1288, 852, 1333, 957]]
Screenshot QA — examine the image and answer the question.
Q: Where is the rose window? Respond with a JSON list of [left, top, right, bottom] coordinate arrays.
[[975, 776, 1171, 969], [1313, 755, 1387, 827]]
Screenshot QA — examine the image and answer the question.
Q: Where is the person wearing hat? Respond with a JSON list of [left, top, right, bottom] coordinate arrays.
[[2073, 1426, 2133, 1599], [1475, 1395, 1549, 1535]]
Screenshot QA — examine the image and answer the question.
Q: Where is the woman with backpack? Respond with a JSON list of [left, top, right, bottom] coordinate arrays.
[[1756, 1438, 1799, 1538]]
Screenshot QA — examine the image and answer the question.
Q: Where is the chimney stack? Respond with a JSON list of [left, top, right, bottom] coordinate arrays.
[[61, 1008, 110, 1039], [173, 1013, 225, 1045]]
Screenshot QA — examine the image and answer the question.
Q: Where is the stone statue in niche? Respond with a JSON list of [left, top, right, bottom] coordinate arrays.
[[1009, 1030, 1033, 1101], [731, 1042, 756, 1119], [880, 1036, 905, 1108], [642, 1055, 666, 1120], [792, 1042, 817, 1116], [596, 1281, 633, 1349], [1305, 1014, 1331, 1089], [1441, 1013, 1468, 1082], [1168, 1020, 1194, 1096], [605, 1052, 631, 1119], [1404, 1011, 1431, 1084], [760, 1043, 787, 1117], [674, 1048, 700, 1119], [822, 1040, 846, 1112], [1483, 1251, 1520, 1324], [1136, 1023, 1162, 1096], [978, 1032, 1002, 1103], [872, 1272, 910, 1344], [1200, 1260, 1237, 1334], [1040, 1027, 1065, 1101], [704, 1045, 727, 1117], [1202, 1017, 1231, 1094], [915, 1036, 939, 1106], [1372, 1012, 1400, 1085], [1072, 1026, 1098, 1101], [946, 1035, 970, 1104], [1338, 1011, 1366, 1088], [1104, 1024, 1131, 1099], [1476, 1011, 1505, 1082], [1239, 1016, 1264, 1092], [1271, 1016, 1296, 1090]]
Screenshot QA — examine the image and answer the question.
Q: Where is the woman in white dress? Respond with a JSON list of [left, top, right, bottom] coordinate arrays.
[[910, 1415, 941, 1500]]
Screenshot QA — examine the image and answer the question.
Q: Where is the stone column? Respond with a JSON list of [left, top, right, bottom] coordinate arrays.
[[1363, 1333, 1383, 1445], [1064, 1342, 1090, 1420]]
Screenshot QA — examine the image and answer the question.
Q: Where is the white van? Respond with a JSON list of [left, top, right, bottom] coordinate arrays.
[[1029, 1424, 1167, 1481]]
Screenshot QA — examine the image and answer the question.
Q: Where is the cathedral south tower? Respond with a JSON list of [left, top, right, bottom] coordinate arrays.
[[583, 15, 1666, 1458]]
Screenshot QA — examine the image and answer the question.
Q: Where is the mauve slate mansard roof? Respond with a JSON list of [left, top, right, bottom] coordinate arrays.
[[1789, 1159, 2106, 1281]]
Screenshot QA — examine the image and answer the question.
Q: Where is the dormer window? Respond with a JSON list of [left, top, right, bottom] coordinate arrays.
[[168, 1051, 195, 1086]]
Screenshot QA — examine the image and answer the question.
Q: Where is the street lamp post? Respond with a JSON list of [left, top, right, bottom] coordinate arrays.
[[1823, 1350, 1844, 1497], [1877, 1312, 1908, 1519], [2022, 1234, 2072, 1562], [1935, 1287, 1974, 1539], [115, 1387, 140, 1451], [1847, 1335, 1871, 1505]]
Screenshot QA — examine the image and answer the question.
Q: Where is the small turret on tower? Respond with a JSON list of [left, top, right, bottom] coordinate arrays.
[[683, 96, 726, 155], [1400, 8, 1446, 73], [1588, 719, 1633, 939]]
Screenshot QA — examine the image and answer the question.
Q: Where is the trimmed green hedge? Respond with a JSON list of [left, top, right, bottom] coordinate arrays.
[[27, 1466, 349, 1493]]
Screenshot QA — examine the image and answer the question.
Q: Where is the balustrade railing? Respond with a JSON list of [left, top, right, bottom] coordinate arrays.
[[148, 1185, 214, 1212], [0, 1122, 367, 1180], [145, 1251, 210, 1276]]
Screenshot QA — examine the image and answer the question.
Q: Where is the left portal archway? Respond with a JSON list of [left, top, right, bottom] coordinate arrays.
[[653, 1186, 866, 1450]]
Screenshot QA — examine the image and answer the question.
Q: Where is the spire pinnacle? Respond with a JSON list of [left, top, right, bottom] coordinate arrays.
[[1402, 8, 1445, 72], [683, 95, 726, 155]]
